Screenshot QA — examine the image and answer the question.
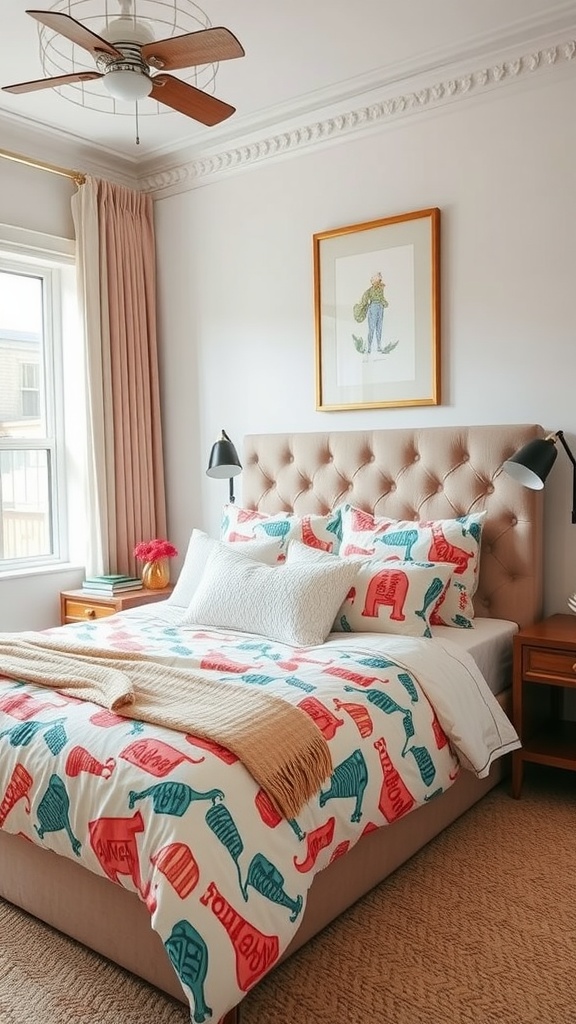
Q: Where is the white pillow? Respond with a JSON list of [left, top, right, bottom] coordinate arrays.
[[180, 542, 359, 646], [168, 529, 284, 608], [285, 539, 339, 565]]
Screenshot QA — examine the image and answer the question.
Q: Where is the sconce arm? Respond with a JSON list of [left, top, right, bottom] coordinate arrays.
[[556, 431, 576, 524]]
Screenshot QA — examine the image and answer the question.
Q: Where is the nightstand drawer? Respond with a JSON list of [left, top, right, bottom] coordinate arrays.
[[523, 646, 576, 686], [63, 598, 115, 621]]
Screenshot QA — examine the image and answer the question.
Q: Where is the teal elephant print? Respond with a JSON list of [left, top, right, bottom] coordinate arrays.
[[0, 717, 67, 751], [205, 801, 245, 890], [375, 528, 419, 560], [34, 774, 81, 855], [243, 852, 303, 922], [164, 919, 211, 1023], [129, 782, 224, 816], [319, 749, 368, 823]]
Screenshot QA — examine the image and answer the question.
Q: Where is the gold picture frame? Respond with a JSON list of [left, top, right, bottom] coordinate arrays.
[[314, 207, 441, 411]]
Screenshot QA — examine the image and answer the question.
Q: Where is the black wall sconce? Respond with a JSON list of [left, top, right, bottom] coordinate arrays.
[[503, 430, 576, 523], [206, 429, 242, 504]]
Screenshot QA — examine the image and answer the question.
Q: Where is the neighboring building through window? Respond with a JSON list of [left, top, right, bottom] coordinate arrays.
[[20, 360, 41, 418]]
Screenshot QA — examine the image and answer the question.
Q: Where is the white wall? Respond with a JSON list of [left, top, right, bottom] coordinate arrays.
[[0, 159, 75, 239], [155, 72, 576, 617]]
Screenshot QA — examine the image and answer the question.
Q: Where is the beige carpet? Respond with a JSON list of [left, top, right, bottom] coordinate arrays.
[[1, 767, 575, 1024]]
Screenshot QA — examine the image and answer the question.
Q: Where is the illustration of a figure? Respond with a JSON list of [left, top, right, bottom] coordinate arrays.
[[353, 271, 389, 353]]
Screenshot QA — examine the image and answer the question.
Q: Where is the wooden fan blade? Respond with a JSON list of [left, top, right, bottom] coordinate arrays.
[[142, 26, 244, 71], [26, 10, 122, 59], [2, 71, 102, 95], [150, 74, 235, 125]]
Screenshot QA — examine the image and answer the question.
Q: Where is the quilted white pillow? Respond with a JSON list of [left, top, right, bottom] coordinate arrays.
[[333, 559, 453, 637], [339, 505, 486, 628], [180, 542, 358, 646], [220, 504, 342, 559], [168, 529, 284, 609]]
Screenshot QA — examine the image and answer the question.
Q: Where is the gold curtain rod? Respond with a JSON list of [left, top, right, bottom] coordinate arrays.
[[0, 148, 85, 186]]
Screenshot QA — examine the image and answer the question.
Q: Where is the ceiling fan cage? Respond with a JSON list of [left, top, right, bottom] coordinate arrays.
[[37, 0, 219, 115]]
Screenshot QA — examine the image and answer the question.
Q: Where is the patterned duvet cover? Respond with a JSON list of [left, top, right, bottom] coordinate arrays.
[[0, 606, 519, 1023]]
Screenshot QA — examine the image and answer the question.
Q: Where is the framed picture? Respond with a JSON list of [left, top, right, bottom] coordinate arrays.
[[313, 207, 440, 411]]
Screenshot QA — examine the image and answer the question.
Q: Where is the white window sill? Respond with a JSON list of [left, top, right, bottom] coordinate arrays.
[[0, 562, 85, 582]]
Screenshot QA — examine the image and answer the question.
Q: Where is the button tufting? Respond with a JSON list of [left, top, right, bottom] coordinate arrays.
[[510, 515, 518, 526], [487, 485, 494, 495], [436, 484, 443, 493], [413, 453, 420, 462]]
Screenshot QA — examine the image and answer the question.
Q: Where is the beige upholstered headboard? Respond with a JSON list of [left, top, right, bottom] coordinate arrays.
[[242, 424, 544, 629]]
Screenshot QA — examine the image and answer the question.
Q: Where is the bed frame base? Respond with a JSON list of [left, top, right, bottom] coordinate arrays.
[[0, 752, 508, 1017]]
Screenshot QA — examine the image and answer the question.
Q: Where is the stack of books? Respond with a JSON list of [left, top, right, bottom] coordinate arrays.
[[82, 573, 143, 594]]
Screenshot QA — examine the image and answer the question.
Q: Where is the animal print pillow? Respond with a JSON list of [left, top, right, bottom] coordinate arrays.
[[333, 559, 453, 637], [220, 504, 342, 559], [339, 504, 487, 628]]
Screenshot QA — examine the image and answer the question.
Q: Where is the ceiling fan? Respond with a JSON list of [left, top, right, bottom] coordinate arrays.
[[2, 2, 245, 126]]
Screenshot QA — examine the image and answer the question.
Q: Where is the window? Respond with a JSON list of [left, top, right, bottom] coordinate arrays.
[[0, 251, 70, 569]]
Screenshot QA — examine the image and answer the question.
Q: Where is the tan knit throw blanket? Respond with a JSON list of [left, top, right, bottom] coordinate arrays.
[[0, 635, 333, 819]]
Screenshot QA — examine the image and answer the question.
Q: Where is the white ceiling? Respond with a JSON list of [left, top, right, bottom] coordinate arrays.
[[0, 0, 574, 170]]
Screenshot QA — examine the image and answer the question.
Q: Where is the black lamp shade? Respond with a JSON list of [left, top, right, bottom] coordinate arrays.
[[502, 438, 558, 491], [206, 437, 242, 479]]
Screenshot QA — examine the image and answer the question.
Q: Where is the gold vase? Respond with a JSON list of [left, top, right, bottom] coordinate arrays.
[[141, 558, 170, 590]]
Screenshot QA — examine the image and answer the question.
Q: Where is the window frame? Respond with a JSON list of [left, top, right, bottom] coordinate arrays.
[[0, 227, 75, 574]]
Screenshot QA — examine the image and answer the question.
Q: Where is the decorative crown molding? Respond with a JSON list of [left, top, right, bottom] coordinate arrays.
[[140, 34, 576, 199]]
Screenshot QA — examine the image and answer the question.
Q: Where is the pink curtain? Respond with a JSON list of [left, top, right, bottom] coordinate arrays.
[[72, 176, 167, 577]]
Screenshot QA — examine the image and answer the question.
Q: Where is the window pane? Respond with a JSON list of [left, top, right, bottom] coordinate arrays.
[[0, 271, 45, 437], [0, 448, 52, 559]]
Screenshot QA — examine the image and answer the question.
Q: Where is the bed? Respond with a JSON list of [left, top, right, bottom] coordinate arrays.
[[0, 423, 543, 1024]]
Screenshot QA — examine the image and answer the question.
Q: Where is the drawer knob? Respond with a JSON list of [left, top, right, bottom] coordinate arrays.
[[84, 607, 96, 619]]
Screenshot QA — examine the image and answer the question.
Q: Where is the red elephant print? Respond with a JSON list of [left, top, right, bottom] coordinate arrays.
[[362, 566, 409, 621], [88, 809, 149, 900], [427, 523, 472, 574]]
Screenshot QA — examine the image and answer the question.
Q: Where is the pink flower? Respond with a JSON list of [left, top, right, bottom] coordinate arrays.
[[133, 538, 178, 563]]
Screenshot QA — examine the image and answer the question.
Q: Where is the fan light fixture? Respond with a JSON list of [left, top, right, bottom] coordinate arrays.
[[2, 2, 244, 126], [102, 68, 152, 101], [206, 430, 242, 504], [503, 430, 576, 523]]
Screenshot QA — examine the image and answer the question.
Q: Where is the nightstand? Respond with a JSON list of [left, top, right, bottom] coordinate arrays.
[[60, 586, 173, 624], [512, 613, 576, 797]]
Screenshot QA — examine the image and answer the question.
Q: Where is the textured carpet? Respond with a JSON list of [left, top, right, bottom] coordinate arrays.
[[1, 768, 575, 1024]]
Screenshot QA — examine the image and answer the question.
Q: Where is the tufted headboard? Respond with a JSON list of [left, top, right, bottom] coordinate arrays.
[[242, 424, 544, 629]]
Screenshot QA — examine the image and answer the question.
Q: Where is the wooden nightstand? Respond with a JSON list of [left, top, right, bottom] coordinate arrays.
[[60, 586, 173, 625], [512, 613, 576, 797]]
